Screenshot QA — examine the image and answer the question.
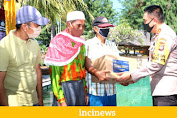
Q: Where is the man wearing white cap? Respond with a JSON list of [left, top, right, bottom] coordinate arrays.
[[44, 11, 88, 106], [0, 6, 49, 106]]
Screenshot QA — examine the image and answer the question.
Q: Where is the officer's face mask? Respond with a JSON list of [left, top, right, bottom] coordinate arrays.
[[143, 18, 154, 33], [97, 27, 110, 38], [26, 25, 41, 39]]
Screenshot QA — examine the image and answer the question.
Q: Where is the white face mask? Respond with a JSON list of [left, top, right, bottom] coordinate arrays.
[[26, 26, 41, 39]]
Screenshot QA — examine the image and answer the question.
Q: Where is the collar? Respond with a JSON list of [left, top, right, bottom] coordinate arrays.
[[60, 29, 85, 45], [93, 36, 108, 45], [156, 23, 166, 35], [9, 29, 32, 46]]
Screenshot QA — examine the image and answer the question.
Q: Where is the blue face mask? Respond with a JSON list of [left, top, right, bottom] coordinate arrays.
[[97, 27, 110, 38]]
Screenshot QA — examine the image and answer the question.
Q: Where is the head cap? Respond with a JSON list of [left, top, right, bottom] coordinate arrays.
[[92, 16, 114, 27], [66, 11, 85, 22], [16, 5, 50, 25]]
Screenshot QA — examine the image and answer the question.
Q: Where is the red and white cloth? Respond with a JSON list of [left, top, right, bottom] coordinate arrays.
[[44, 29, 85, 66]]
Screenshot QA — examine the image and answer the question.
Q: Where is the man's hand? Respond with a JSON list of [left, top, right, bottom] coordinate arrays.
[[116, 72, 134, 86], [59, 102, 67, 106], [0, 71, 8, 106], [38, 97, 44, 106], [85, 93, 89, 106], [95, 70, 110, 82], [85, 56, 110, 82], [120, 81, 134, 86]]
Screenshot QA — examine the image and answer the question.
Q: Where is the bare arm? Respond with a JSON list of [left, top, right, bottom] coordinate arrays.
[[0, 71, 8, 106], [35, 64, 43, 106], [85, 56, 98, 76], [85, 56, 110, 81]]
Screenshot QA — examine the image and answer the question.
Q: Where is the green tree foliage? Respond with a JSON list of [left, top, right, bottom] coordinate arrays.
[[83, 0, 119, 39], [118, 0, 177, 32], [37, 25, 51, 47], [17, 0, 93, 50], [108, 21, 143, 43], [18, 0, 93, 23]]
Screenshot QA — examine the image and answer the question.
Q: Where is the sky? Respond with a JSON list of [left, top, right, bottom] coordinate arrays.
[[111, 0, 123, 13], [110, 0, 123, 24]]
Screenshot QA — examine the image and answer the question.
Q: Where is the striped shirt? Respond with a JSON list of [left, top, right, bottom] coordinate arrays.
[[85, 37, 119, 96]]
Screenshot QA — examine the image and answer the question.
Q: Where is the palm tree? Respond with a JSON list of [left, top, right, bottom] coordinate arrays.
[[17, 0, 93, 38]]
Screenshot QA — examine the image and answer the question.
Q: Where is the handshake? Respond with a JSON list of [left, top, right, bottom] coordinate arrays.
[[116, 72, 134, 86], [95, 70, 134, 86]]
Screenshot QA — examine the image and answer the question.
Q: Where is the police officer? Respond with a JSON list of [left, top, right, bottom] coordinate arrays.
[[117, 5, 177, 106]]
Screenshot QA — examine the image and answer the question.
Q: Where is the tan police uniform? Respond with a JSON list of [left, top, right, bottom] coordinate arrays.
[[131, 23, 177, 97]]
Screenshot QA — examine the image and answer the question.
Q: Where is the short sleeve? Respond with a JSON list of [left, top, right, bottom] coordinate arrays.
[[35, 50, 42, 65], [112, 42, 120, 57], [35, 41, 42, 65], [0, 42, 10, 71], [85, 41, 89, 57]]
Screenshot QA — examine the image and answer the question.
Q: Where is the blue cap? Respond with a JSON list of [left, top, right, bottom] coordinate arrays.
[[16, 5, 50, 25]]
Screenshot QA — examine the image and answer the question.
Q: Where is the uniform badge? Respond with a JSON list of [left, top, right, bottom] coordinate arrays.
[[158, 38, 166, 51], [159, 45, 164, 51]]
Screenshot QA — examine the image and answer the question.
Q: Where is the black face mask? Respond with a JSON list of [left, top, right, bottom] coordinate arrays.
[[98, 28, 110, 38], [143, 19, 154, 32]]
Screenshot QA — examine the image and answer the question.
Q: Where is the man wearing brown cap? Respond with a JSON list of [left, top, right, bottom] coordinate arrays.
[[85, 16, 119, 106]]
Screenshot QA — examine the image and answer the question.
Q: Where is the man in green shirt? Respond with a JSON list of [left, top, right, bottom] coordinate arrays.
[[0, 6, 49, 106], [44, 11, 88, 106]]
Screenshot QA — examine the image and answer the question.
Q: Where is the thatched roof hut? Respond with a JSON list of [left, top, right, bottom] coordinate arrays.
[[116, 31, 151, 56], [118, 30, 151, 46]]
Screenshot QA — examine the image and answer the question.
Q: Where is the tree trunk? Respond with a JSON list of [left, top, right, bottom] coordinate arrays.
[[51, 23, 56, 39]]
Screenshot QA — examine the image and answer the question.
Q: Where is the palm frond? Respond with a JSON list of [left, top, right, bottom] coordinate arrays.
[[17, 0, 93, 24]]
